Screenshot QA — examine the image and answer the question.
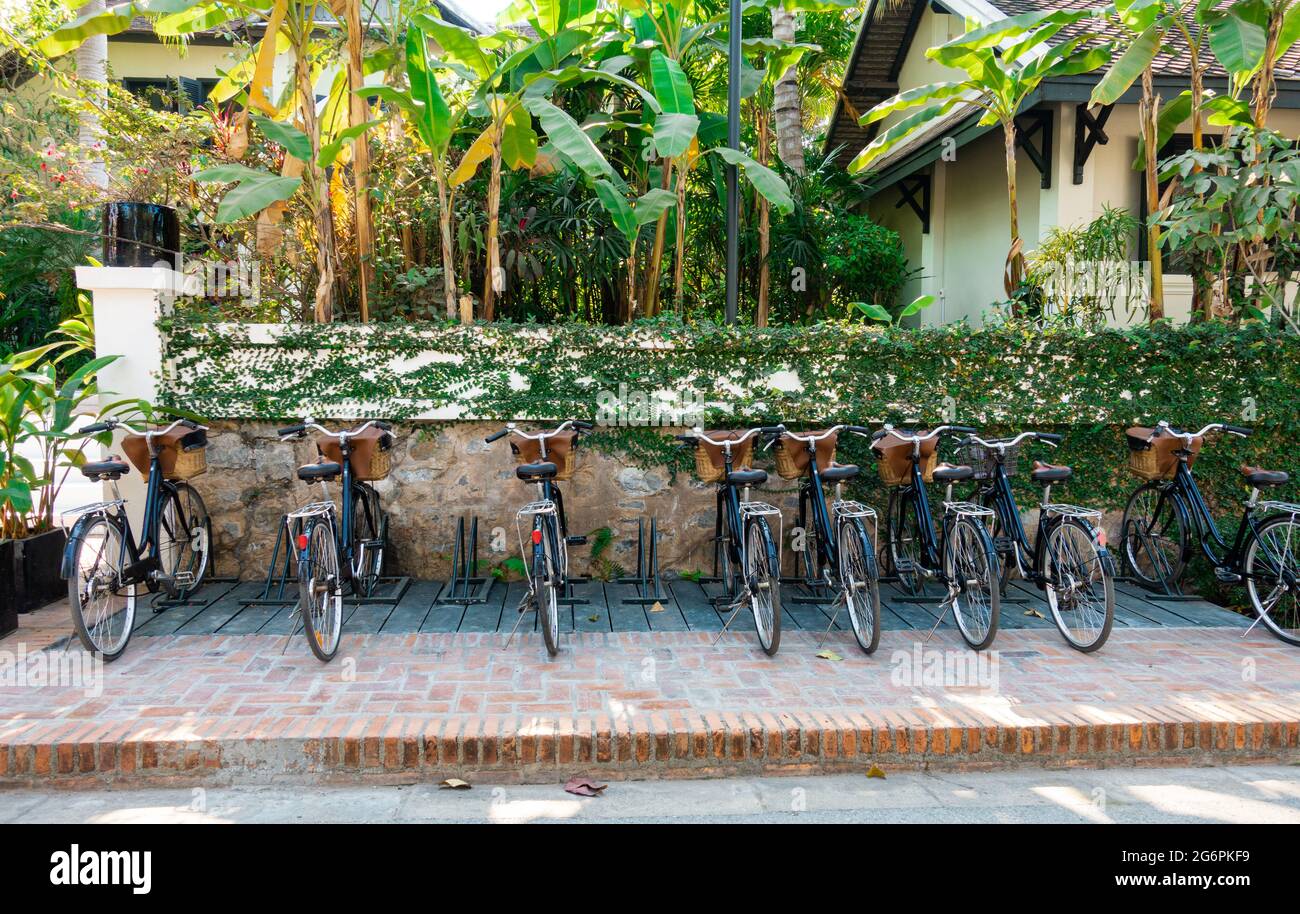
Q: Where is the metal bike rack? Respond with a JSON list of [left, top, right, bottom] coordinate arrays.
[[240, 512, 410, 607], [436, 516, 494, 605], [616, 517, 668, 605]]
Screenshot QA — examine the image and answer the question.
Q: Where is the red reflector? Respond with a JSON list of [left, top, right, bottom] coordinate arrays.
[[531, 529, 542, 545], [297, 534, 309, 550], [1096, 529, 1108, 548]]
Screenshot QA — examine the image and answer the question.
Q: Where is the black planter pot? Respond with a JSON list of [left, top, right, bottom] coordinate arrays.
[[0, 540, 15, 639], [102, 202, 179, 268], [1, 528, 68, 619]]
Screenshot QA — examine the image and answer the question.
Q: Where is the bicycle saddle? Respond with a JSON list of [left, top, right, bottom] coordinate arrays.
[[932, 463, 974, 482], [516, 461, 558, 481], [727, 468, 768, 486], [80, 458, 130, 480], [1031, 461, 1073, 483], [1241, 465, 1289, 487], [821, 463, 859, 482], [298, 461, 342, 481]]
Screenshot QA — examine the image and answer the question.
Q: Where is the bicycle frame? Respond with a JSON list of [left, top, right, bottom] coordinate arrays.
[[980, 460, 1066, 585], [796, 457, 839, 581], [712, 446, 754, 593], [901, 457, 944, 571], [1149, 459, 1265, 573]]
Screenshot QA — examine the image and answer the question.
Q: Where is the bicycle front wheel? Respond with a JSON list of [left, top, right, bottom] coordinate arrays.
[[298, 519, 343, 662], [1043, 518, 1115, 652], [745, 517, 782, 655], [1244, 514, 1300, 645], [67, 515, 137, 660], [886, 488, 923, 594], [158, 482, 211, 593], [1121, 482, 1189, 589], [839, 516, 880, 654], [944, 514, 1000, 650]]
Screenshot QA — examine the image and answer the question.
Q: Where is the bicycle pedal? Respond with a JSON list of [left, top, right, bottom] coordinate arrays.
[[566, 535, 587, 546], [993, 537, 1015, 555], [174, 571, 196, 588]]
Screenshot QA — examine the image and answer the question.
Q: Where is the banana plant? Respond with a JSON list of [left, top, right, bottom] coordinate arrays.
[[853, 10, 1111, 306]]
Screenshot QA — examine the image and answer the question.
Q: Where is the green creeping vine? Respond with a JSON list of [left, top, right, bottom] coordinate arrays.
[[159, 312, 1297, 524]]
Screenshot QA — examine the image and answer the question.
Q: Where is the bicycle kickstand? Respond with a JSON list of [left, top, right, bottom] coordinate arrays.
[[281, 609, 303, 656], [711, 592, 750, 646], [504, 589, 535, 648], [923, 588, 959, 643]]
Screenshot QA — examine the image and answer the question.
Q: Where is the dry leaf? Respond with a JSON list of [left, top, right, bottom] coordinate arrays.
[[1024, 609, 1045, 619], [587, 614, 600, 623], [816, 649, 843, 661], [564, 776, 608, 797], [649, 601, 665, 613], [439, 778, 471, 790], [866, 764, 886, 779]]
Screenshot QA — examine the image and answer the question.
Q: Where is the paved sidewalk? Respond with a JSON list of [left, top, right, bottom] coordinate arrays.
[[3, 614, 1299, 784], [5, 765, 1298, 823]]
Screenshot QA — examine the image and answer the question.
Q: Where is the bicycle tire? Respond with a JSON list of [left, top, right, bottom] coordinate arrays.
[[944, 514, 1000, 650], [1121, 481, 1190, 590], [1244, 513, 1300, 646], [534, 516, 560, 656], [1043, 517, 1115, 652], [839, 515, 881, 654], [66, 513, 137, 661], [298, 518, 343, 662], [745, 516, 782, 655], [160, 482, 212, 593]]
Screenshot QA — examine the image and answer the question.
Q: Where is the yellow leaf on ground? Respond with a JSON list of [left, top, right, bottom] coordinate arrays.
[[1024, 609, 1045, 619], [866, 764, 886, 779], [649, 601, 665, 613], [439, 778, 471, 789], [816, 649, 843, 661]]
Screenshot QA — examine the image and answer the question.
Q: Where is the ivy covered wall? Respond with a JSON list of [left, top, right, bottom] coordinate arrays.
[[160, 315, 1297, 519]]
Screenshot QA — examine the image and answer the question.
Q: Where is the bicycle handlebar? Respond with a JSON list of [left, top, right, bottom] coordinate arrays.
[[876, 423, 976, 444], [278, 419, 383, 441], [70, 416, 207, 438], [962, 430, 1060, 450], [1147, 420, 1253, 442], [483, 419, 592, 445]]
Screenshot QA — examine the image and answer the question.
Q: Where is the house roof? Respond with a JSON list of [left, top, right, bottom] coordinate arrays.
[[824, 0, 1300, 170], [118, 0, 490, 40]]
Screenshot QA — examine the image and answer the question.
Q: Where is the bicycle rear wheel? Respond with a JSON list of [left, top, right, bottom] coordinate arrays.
[[839, 516, 880, 654], [745, 517, 782, 655], [298, 519, 343, 662], [944, 514, 1000, 650], [1043, 518, 1114, 652], [67, 515, 137, 661], [1244, 514, 1300, 645], [1121, 482, 1189, 589], [533, 516, 561, 655]]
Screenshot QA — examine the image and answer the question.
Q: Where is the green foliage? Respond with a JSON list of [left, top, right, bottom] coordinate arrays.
[[159, 315, 1300, 517], [1023, 206, 1142, 327]]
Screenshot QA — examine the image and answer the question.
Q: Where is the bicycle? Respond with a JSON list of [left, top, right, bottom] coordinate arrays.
[[484, 419, 592, 656], [773, 424, 881, 653], [1120, 421, 1300, 645], [277, 418, 394, 661], [962, 430, 1115, 652], [874, 424, 1002, 650], [61, 417, 213, 660], [677, 426, 785, 655]]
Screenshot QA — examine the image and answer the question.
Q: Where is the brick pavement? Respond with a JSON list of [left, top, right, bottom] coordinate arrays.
[[3, 617, 1299, 785]]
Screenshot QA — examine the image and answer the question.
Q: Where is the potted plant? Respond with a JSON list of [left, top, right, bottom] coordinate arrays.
[[0, 298, 118, 631]]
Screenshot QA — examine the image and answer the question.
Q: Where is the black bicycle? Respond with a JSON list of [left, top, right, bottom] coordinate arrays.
[[875, 424, 1001, 650], [963, 430, 1115, 652], [678, 426, 784, 655], [277, 419, 393, 661], [774, 424, 881, 653], [61, 417, 212, 660], [1121, 421, 1300, 645], [485, 419, 592, 656]]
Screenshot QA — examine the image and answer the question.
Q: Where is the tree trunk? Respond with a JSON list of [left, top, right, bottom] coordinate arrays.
[[435, 167, 458, 321], [297, 48, 335, 322], [1002, 123, 1024, 306], [482, 126, 503, 322], [771, 7, 804, 175], [344, 0, 373, 321], [75, 1, 108, 190], [1141, 68, 1165, 321], [756, 111, 771, 327], [672, 167, 688, 313], [642, 163, 673, 316]]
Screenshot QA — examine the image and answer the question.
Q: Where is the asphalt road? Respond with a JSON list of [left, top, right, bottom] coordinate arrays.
[[3, 764, 1300, 824]]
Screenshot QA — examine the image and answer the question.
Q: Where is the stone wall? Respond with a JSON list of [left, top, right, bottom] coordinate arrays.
[[193, 421, 813, 582]]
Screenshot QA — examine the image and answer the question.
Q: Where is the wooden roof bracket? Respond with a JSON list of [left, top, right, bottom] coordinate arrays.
[[1073, 102, 1113, 184], [1014, 108, 1053, 190], [895, 173, 931, 234]]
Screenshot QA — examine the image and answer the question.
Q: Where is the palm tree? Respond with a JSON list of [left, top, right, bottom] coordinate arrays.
[[771, 6, 804, 175], [74, 1, 107, 190], [852, 11, 1109, 305]]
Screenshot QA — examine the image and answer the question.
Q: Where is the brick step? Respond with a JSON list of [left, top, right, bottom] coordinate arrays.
[[4, 705, 1298, 787]]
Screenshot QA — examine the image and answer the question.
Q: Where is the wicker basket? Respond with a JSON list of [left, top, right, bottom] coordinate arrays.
[[167, 447, 208, 480], [1125, 426, 1199, 481], [510, 431, 577, 481], [357, 447, 391, 482], [773, 443, 802, 480], [876, 450, 936, 486], [693, 440, 753, 484]]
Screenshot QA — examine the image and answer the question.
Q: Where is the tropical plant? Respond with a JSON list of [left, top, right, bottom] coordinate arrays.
[[851, 10, 1111, 306]]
